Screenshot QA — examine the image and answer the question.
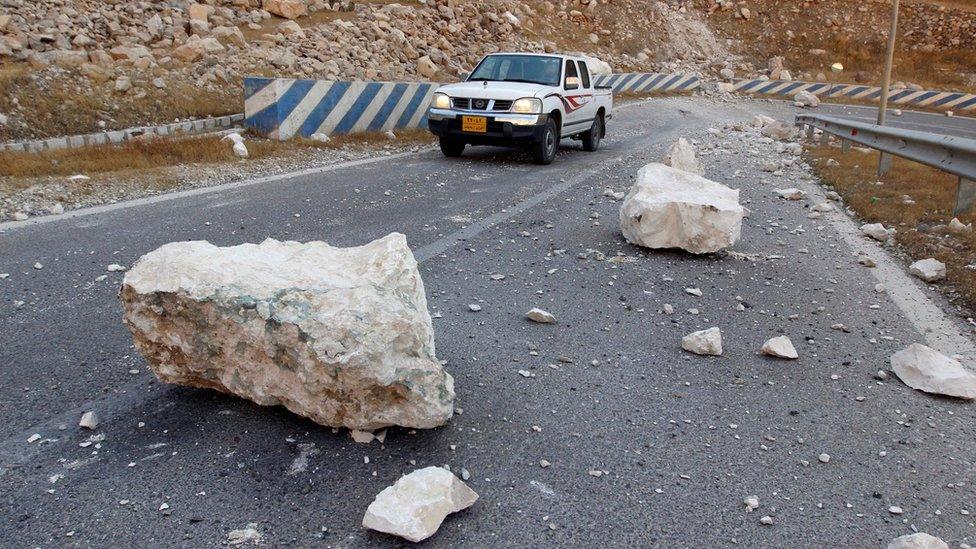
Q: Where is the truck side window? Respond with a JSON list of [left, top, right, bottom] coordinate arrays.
[[578, 61, 591, 89], [564, 60, 580, 90]]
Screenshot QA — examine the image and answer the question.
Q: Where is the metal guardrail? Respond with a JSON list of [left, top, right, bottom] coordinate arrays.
[[795, 113, 976, 215]]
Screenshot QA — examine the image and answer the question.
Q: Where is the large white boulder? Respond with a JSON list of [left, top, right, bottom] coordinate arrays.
[[662, 138, 704, 176], [363, 466, 478, 542], [682, 327, 723, 356], [121, 234, 455, 430], [887, 533, 949, 549], [909, 258, 946, 282], [793, 90, 821, 107], [619, 164, 744, 254], [890, 344, 976, 399], [581, 55, 612, 76]]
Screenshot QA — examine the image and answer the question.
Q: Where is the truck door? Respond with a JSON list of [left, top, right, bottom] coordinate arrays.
[[561, 60, 595, 136]]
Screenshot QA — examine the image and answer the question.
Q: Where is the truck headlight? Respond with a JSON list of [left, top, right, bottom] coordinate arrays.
[[512, 97, 542, 114], [431, 92, 451, 109]]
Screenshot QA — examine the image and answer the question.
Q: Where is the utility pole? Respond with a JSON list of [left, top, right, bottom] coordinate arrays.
[[877, 0, 900, 177]]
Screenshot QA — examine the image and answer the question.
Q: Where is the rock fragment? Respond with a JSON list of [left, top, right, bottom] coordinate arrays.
[[909, 258, 946, 282], [120, 234, 454, 430], [619, 163, 744, 255], [773, 188, 805, 200], [662, 138, 703, 176], [79, 411, 99, 430], [890, 344, 976, 399], [681, 327, 723, 356], [526, 308, 556, 324], [861, 223, 891, 242], [363, 467, 478, 543], [887, 533, 949, 549], [761, 336, 798, 359]]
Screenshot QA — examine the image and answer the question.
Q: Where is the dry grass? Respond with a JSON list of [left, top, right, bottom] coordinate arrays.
[[0, 63, 243, 142], [0, 129, 433, 180], [807, 145, 976, 310]]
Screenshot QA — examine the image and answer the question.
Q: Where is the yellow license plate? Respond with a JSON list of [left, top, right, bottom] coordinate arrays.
[[461, 116, 487, 133]]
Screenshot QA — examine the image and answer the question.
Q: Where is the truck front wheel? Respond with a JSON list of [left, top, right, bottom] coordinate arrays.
[[532, 118, 559, 165], [439, 138, 465, 157], [581, 115, 603, 152]]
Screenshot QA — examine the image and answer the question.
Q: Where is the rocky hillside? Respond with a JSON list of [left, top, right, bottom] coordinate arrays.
[[0, 0, 973, 142]]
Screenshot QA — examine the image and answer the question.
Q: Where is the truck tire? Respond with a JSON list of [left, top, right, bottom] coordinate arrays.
[[581, 115, 603, 152], [532, 118, 559, 165], [439, 138, 465, 157]]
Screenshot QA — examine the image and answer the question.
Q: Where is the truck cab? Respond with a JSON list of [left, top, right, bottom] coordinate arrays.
[[426, 53, 613, 165]]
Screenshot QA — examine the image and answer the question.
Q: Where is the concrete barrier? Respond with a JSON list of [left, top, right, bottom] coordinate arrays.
[[732, 79, 976, 111], [593, 73, 701, 94], [244, 77, 438, 140]]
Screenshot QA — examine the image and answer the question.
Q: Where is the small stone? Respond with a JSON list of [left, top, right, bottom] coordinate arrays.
[[468, 304, 482, 312], [909, 258, 946, 282], [818, 453, 830, 463], [759, 515, 774, 525], [888, 505, 904, 515], [79, 411, 99, 430], [744, 495, 760, 512], [761, 336, 798, 359], [526, 308, 556, 324], [887, 533, 949, 549], [681, 327, 723, 356], [107, 264, 126, 272]]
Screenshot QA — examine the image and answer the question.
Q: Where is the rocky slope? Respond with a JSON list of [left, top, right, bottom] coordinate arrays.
[[0, 0, 973, 141]]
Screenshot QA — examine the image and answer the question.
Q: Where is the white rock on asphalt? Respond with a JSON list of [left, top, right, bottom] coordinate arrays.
[[909, 258, 946, 282], [890, 343, 976, 400], [120, 233, 455, 430], [861, 223, 891, 242], [887, 533, 949, 549], [743, 495, 760, 512], [761, 336, 798, 359], [619, 163, 744, 255], [681, 327, 723, 356], [107, 264, 126, 272], [79, 411, 99, 430], [793, 90, 821, 107], [526, 308, 556, 324], [761, 121, 795, 141], [773, 188, 805, 200], [363, 466, 478, 543], [227, 523, 262, 546], [662, 138, 704, 176]]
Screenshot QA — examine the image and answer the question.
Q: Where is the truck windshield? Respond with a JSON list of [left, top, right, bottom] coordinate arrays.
[[468, 55, 562, 87]]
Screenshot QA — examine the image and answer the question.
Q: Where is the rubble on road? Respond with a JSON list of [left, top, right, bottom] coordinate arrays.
[[619, 163, 744, 255], [890, 344, 976, 400], [761, 336, 798, 359], [681, 327, 723, 356], [773, 188, 805, 200], [79, 411, 99, 430], [909, 258, 946, 282], [793, 90, 821, 108], [861, 223, 892, 242], [662, 138, 704, 176], [526, 308, 556, 324], [887, 533, 949, 549], [120, 233, 455, 430], [363, 466, 478, 543]]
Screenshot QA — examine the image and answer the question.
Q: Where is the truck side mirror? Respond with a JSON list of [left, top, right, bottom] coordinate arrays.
[[565, 76, 580, 90]]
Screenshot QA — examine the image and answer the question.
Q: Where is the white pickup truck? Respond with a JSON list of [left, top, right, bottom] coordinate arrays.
[[427, 52, 613, 165]]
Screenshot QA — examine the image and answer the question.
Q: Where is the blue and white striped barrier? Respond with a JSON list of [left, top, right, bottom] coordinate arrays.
[[244, 77, 438, 140], [594, 73, 700, 94], [732, 79, 976, 111]]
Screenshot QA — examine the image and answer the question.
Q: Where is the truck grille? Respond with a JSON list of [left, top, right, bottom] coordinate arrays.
[[451, 98, 513, 112]]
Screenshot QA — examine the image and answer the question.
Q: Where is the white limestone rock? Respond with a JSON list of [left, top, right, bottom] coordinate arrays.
[[861, 223, 891, 242], [682, 327, 723, 356], [662, 138, 703, 176], [526, 308, 556, 324], [890, 344, 976, 400], [773, 188, 805, 200], [761, 336, 798, 359], [233, 141, 249, 159], [120, 234, 454, 430], [909, 258, 946, 282], [363, 466, 478, 542], [887, 533, 949, 549], [793, 90, 821, 107], [619, 164, 744, 255]]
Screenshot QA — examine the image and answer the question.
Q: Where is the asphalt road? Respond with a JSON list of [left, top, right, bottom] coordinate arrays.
[[1, 99, 975, 548], [775, 100, 976, 140]]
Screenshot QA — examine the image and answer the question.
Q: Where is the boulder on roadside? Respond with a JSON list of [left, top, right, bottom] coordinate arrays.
[[363, 467, 478, 542], [762, 121, 795, 141], [417, 55, 438, 79], [861, 223, 891, 242], [793, 90, 820, 108], [887, 533, 949, 549], [682, 327, 723, 356], [890, 344, 976, 400], [619, 164, 744, 255], [761, 336, 798, 359], [120, 234, 455, 430], [662, 138, 703, 176], [909, 258, 946, 282]]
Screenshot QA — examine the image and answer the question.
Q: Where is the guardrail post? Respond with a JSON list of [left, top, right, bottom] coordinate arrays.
[[820, 131, 830, 146], [955, 177, 976, 216], [878, 152, 893, 177], [806, 125, 814, 139], [842, 139, 851, 153]]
